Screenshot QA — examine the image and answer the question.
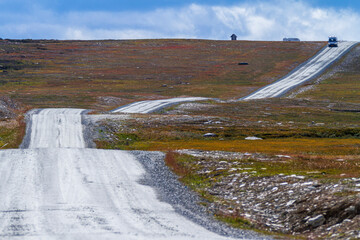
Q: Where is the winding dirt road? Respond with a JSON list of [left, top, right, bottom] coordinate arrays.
[[242, 41, 358, 100], [3, 39, 350, 239], [0, 108, 261, 239]]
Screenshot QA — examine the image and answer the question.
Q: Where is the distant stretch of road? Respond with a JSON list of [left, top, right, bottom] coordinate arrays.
[[242, 41, 358, 100], [112, 97, 209, 113], [0, 108, 259, 239], [27, 108, 86, 148]]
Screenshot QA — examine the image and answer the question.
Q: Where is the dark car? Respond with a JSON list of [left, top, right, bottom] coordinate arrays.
[[328, 36, 338, 47]]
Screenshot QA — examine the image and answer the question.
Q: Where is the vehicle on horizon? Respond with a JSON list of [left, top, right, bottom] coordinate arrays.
[[328, 36, 338, 47]]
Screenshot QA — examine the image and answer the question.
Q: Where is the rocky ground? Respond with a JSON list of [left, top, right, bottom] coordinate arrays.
[[0, 96, 19, 120], [177, 149, 360, 239], [131, 151, 268, 240]]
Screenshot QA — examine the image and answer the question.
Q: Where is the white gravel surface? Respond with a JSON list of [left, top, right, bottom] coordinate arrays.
[[0, 148, 240, 240], [242, 41, 358, 100], [0, 108, 264, 239], [111, 97, 209, 114], [27, 108, 86, 148]]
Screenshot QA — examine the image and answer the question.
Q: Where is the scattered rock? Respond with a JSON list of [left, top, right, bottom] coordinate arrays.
[[203, 133, 218, 137], [0, 96, 19, 120], [245, 136, 263, 140], [345, 205, 356, 214], [97, 96, 126, 106], [175, 149, 270, 161], [306, 215, 326, 228], [164, 102, 216, 114], [173, 150, 360, 239], [286, 200, 296, 206]]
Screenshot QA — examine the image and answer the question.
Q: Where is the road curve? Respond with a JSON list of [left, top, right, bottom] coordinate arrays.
[[0, 108, 260, 239], [242, 41, 358, 100], [111, 97, 209, 114]]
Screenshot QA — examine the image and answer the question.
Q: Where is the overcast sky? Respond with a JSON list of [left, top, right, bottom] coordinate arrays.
[[0, 0, 359, 40]]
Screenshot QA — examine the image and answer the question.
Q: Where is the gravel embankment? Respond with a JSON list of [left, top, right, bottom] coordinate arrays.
[[131, 150, 270, 240]]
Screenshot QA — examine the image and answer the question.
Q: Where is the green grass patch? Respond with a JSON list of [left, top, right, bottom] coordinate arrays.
[[103, 133, 140, 150], [215, 215, 253, 229]]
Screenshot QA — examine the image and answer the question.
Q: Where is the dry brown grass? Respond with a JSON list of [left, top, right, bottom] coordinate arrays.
[[0, 116, 26, 149], [0, 119, 18, 128], [164, 151, 189, 177]]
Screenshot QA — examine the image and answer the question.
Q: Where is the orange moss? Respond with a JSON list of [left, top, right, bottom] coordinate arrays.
[[132, 138, 360, 155]]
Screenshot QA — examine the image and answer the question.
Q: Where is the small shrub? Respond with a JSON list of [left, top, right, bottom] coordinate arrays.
[[164, 151, 188, 176]]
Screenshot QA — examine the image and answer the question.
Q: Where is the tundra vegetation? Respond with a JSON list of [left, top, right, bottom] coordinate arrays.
[[0, 39, 323, 108], [1, 38, 359, 238], [94, 43, 360, 238]]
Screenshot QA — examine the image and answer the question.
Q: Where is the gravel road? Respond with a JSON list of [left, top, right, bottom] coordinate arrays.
[[1, 40, 358, 239], [111, 97, 209, 114], [0, 108, 267, 239], [242, 41, 358, 100]]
